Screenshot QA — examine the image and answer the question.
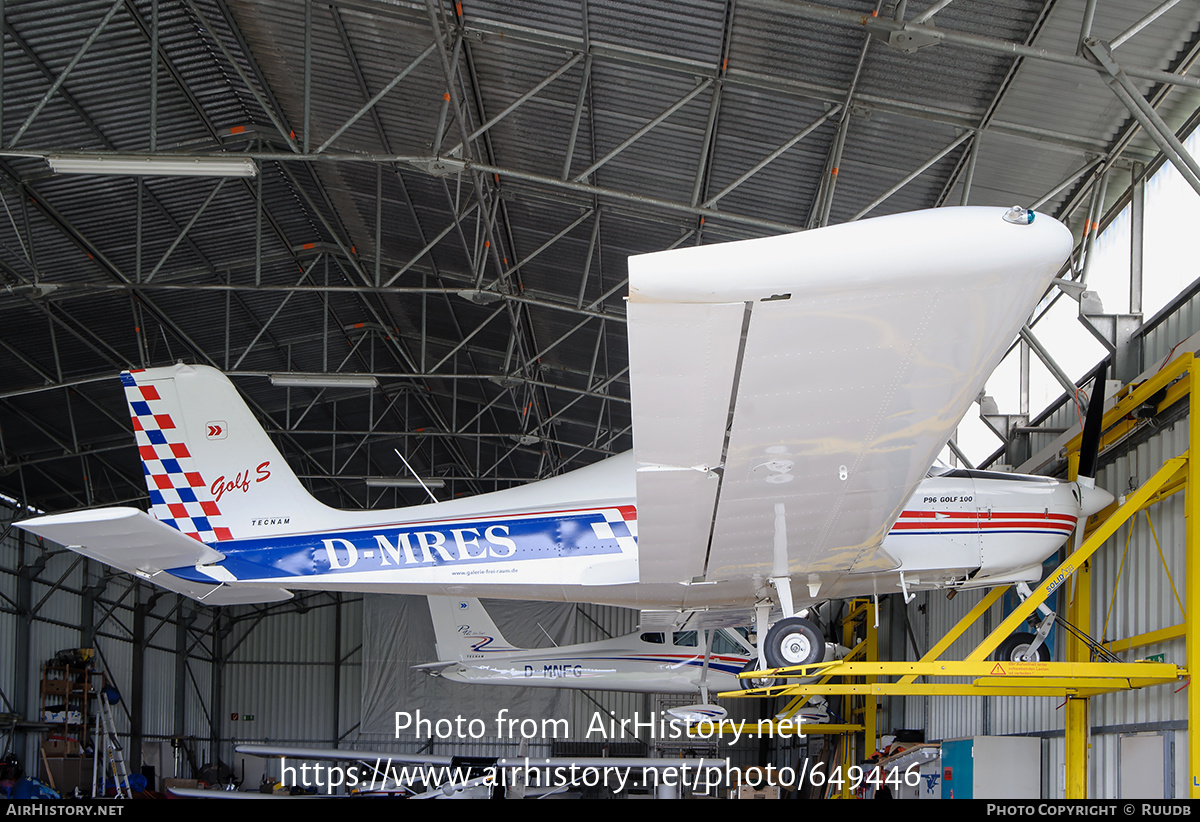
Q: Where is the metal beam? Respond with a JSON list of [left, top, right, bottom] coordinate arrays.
[[36, 150, 808, 234], [184, 0, 300, 152], [9, 0, 125, 147], [701, 105, 841, 208], [1085, 40, 1200, 197], [850, 130, 971, 221], [327, 0, 1122, 154], [1112, 0, 1186, 50], [1130, 168, 1144, 315], [909, 0, 956, 26], [449, 52, 584, 155], [572, 79, 714, 182], [761, 0, 1200, 91], [315, 42, 438, 154], [561, 53, 592, 180], [143, 178, 229, 283], [1019, 325, 1079, 399]]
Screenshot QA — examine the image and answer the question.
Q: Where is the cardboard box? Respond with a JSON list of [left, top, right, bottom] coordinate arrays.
[[43, 737, 83, 756], [736, 784, 781, 799]]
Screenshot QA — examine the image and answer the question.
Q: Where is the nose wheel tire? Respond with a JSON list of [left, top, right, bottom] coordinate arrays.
[[995, 631, 1051, 663], [763, 617, 825, 669]]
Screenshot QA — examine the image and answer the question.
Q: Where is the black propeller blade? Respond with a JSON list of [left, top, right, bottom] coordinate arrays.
[[1077, 361, 1107, 482]]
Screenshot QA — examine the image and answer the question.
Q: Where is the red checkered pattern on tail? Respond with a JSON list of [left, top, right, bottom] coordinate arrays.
[[122, 371, 233, 543]]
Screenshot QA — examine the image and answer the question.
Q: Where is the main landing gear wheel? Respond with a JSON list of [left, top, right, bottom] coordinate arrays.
[[763, 617, 825, 669], [738, 659, 772, 691], [995, 631, 1051, 663]]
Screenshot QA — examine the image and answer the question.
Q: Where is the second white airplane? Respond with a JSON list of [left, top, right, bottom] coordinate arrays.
[[416, 596, 758, 695]]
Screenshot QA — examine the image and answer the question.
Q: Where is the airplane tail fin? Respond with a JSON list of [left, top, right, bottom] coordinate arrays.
[[121, 364, 329, 542], [427, 597, 522, 660]]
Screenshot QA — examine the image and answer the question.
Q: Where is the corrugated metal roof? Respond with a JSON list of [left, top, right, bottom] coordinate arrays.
[[1, 0, 1198, 511]]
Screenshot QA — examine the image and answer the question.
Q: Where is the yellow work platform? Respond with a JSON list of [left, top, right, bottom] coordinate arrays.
[[723, 658, 1183, 699], [704, 721, 861, 737], [716, 352, 1200, 799]]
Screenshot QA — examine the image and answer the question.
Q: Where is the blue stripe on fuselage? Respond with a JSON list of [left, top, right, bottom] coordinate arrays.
[[166, 510, 630, 582]]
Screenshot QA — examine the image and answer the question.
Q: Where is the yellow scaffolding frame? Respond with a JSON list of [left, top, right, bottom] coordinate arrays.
[[719, 600, 877, 798], [723, 351, 1199, 799]]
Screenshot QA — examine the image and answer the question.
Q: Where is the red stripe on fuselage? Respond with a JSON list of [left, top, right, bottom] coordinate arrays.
[[897, 510, 1075, 522]]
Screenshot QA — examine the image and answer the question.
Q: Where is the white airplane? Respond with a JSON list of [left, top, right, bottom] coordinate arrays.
[[416, 596, 756, 696], [171, 743, 715, 798], [16, 206, 1112, 670], [417, 597, 842, 718]]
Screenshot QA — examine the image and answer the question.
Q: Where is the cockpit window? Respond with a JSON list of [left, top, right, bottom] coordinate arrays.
[[925, 459, 1054, 483], [640, 632, 664, 644], [711, 630, 744, 655]]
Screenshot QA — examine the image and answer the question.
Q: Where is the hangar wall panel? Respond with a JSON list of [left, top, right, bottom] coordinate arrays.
[[98, 635, 134, 741], [0, 608, 16, 721], [184, 658, 215, 744], [1089, 420, 1187, 738], [902, 587, 986, 739], [220, 598, 351, 764], [0, 523, 20, 724], [225, 605, 340, 665], [1144, 292, 1200, 370], [142, 647, 180, 738], [338, 596, 363, 744], [224, 661, 337, 746]]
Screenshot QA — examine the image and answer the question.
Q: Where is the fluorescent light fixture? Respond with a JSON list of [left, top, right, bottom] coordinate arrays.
[[457, 289, 503, 305], [364, 477, 446, 489], [269, 373, 379, 389], [46, 154, 258, 178]]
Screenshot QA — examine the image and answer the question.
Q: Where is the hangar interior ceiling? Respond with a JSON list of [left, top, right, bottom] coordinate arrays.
[[1, 0, 1199, 516]]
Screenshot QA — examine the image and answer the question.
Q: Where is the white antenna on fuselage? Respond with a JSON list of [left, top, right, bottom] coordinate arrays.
[[393, 448, 439, 504]]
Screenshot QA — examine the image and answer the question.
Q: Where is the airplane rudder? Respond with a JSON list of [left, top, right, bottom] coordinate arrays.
[[121, 364, 310, 541], [122, 366, 238, 543], [428, 597, 517, 658]]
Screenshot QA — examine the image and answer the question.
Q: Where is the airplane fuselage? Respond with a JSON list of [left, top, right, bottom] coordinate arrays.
[[164, 453, 1085, 616], [434, 629, 752, 694]]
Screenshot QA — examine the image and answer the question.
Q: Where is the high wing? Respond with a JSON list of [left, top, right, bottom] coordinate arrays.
[[627, 207, 1071, 599]]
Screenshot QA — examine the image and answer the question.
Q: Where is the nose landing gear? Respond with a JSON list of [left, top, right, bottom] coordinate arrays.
[[995, 630, 1052, 663], [993, 582, 1056, 662], [762, 616, 825, 668]]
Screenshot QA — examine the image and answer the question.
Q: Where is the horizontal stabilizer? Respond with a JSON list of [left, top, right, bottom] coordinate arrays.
[[18, 507, 292, 605], [411, 660, 460, 672], [236, 744, 454, 767]]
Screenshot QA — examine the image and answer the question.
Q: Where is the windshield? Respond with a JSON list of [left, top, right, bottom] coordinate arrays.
[[926, 458, 954, 478]]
